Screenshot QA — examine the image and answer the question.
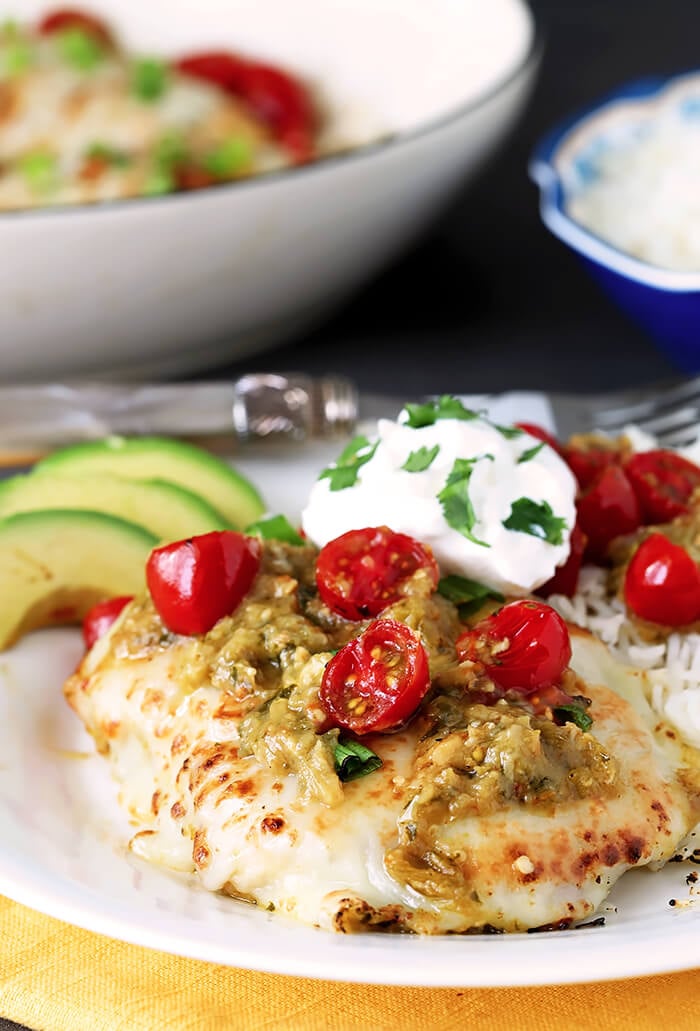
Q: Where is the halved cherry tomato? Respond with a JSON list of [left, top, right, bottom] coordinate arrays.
[[537, 521, 588, 598], [515, 422, 564, 458], [176, 52, 315, 162], [319, 618, 430, 733], [146, 531, 261, 636], [38, 8, 113, 45], [82, 595, 132, 650], [624, 533, 700, 627], [576, 464, 642, 562], [315, 526, 439, 622], [456, 600, 572, 694], [564, 443, 620, 490], [623, 449, 700, 525]]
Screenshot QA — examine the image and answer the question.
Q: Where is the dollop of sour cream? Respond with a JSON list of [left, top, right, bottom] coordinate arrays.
[[301, 401, 577, 597]]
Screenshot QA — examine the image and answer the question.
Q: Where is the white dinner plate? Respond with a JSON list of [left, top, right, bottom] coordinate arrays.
[[0, 402, 699, 988]]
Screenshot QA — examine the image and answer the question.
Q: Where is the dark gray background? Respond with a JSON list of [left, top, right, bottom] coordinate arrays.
[[0, 2, 695, 1030], [219, 0, 689, 397]]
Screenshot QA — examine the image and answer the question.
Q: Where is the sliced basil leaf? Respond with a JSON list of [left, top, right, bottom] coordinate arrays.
[[517, 442, 545, 464], [553, 704, 593, 732], [403, 395, 480, 429], [245, 514, 305, 546], [132, 58, 168, 101], [437, 456, 492, 547], [402, 444, 440, 473], [334, 738, 383, 782], [57, 28, 103, 71], [502, 497, 567, 546], [319, 435, 378, 492]]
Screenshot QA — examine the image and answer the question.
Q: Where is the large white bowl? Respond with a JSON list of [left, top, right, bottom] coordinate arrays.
[[1, 0, 537, 380]]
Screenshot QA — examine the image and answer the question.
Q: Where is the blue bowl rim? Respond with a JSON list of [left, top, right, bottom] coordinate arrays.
[[529, 69, 700, 293]]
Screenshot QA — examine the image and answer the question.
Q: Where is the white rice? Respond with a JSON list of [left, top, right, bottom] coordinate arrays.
[[549, 565, 700, 748]]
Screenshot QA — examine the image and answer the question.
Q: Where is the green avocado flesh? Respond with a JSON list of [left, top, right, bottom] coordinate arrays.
[[0, 509, 157, 650], [0, 472, 230, 541], [35, 436, 265, 529]]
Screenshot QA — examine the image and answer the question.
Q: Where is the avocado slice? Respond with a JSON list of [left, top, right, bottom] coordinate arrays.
[[0, 509, 157, 650], [0, 472, 230, 541], [35, 436, 265, 529]]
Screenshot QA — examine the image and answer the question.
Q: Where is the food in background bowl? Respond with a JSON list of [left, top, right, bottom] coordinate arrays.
[[530, 71, 700, 373], [0, 8, 317, 210]]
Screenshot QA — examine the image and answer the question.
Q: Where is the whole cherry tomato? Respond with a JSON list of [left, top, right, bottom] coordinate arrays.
[[82, 595, 132, 650], [536, 521, 588, 598], [624, 533, 700, 627], [623, 449, 700, 525], [515, 422, 565, 458], [456, 600, 572, 694], [315, 526, 439, 622], [319, 619, 430, 734], [176, 52, 315, 162], [576, 464, 642, 562], [146, 531, 261, 636], [38, 8, 113, 44], [564, 443, 620, 490]]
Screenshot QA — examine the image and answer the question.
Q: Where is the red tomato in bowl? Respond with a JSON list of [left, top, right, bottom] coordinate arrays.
[[624, 533, 700, 627], [38, 8, 113, 44], [456, 600, 571, 695], [319, 619, 430, 734], [536, 521, 588, 598], [515, 422, 565, 457], [315, 526, 439, 621]]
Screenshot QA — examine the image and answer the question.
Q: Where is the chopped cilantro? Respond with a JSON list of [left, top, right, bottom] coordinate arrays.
[[517, 442, 545, 464], [144, 167, 176, 196], [204, 137, 252, 178], [437, 456, 493, 547], [18, 152, 57, 193], [154, 133, 187, 167], [86, 143, 131, 168], [553, 703, 593, 733], [132, 58, 168, 102], [403, 395, 480, 428], [245, 514, 305, 547], [402, 444, 440, 473], [334, 737, 382, 782], [437, 574, 503, 618], [502, 497, 567, 546], [2, 39, 33, 76], [492, 422, 524, 440], [56, 28, 104, 71], [319, 435, 378, 492]]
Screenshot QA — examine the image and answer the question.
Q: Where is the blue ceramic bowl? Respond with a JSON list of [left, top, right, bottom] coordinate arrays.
[[530, 72, 700, 373]]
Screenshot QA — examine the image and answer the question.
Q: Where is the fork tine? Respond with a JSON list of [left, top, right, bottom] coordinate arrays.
[[653, 424, 700, 449], [591, 375, 700, 434]]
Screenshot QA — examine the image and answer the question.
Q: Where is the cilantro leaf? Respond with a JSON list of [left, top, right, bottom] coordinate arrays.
[[245, 514, 305, 547], [437, 574, 503, 618], [56, 27, 104, 70], [403, 395, 480, 429], [502, 497, 567, 546], [319, 435, 378, 492], [437, 456, 492, 547], [334, 738, 383, 782], [132, 58, 168, 102], [517, 442, 545, 464], [553, 703, 593, 733], [204, 137, 252, 178], [402, 444, 440, 473], [86, 142, 131, 168], [492, 423, 524, 440]]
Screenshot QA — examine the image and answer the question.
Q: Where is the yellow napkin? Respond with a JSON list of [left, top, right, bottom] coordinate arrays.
[[0, 896, 698, 1031]]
